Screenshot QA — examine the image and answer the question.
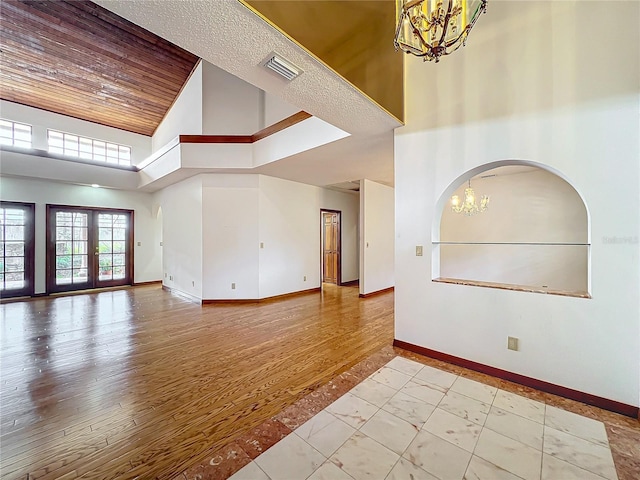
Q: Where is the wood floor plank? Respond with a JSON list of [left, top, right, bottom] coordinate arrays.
[[0, 283, 393, 478]]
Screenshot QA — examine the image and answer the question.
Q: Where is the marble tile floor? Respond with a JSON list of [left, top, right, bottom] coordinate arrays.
[[176, 347, 639, 480]]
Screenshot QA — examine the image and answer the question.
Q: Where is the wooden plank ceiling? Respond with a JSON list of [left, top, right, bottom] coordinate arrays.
[[0, 0, 199, 136]]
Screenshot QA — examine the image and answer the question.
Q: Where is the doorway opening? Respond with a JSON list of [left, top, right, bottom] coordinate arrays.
[[46, 205, 134, 294], [321, 209, 341, 286]]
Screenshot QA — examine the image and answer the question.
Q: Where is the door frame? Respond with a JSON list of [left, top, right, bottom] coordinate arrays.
[[0, 201, 36, 298], [46, 204, 135, 293], [320, 209, 342, 286]]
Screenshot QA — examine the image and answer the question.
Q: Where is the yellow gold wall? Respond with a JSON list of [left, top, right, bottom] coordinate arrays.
[[245, 0, 404, 122]]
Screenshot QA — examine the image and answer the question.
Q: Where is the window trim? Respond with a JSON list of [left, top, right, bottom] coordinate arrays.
[[0, 201, 36, 298]]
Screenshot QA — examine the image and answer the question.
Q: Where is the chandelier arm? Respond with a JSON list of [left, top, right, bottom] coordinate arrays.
[[443, 30, 469, 48], [404, 0, 423, 10], [394, 15, 431, 58], [393, 12, 404, 48], [443, 0, 488, 47], [407, 11, 433, 53], [437, 1, 455, 51]]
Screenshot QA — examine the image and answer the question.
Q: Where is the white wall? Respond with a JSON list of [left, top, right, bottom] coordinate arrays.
[[252, 117, 349, 168], [202, 62, 260, 135], [394, 2, 639, 406], [151, 62, 203, 152], [264, 92, 300, 127], [154, 176, 203, 298], [257, 175, 360, 298], [159, 173, 359, 300], [360, 179, 394, 295], [439, 167, 588, 292], [0, 176, 161, 293], [151, 61, 300, 148], [202, 175, 260, 299], [0, 100, 152, 165], [1, 149, 140, 191], [258, 175, 319, 298]]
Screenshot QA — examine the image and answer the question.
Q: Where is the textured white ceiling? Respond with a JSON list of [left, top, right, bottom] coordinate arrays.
[[94, 0, 400, 187]]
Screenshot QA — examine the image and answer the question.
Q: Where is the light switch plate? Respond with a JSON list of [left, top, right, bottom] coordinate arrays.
[[416, 245, 423, 256], [507, 336, 519, 351]]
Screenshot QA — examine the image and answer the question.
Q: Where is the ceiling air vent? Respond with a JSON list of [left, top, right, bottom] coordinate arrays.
[[263, 54, 302, 81]]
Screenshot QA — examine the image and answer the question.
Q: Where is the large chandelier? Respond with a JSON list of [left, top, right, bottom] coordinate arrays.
[[394, 0, 487, 62], [451, 180, 489, 216]]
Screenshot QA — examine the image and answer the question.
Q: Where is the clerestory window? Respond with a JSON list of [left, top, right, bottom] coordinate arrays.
[[0, 119, 32, 149], [47, 130, 131, 166]]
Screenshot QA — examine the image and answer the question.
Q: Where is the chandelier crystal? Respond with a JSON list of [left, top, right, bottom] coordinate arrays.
[[394, 0, 487, 62], [451, 180, 489, 216]]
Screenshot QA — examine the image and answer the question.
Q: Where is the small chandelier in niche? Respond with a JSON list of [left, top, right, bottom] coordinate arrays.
[[394, 0, 487, 62], [451, 179, 489, 216]]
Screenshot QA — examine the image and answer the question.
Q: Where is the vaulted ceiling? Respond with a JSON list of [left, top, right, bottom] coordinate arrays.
[[0, 0, 199, 136]]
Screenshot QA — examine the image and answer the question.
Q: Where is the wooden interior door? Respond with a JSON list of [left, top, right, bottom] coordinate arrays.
[[322, 211, 340, 284], [47, 205, 133, 293]]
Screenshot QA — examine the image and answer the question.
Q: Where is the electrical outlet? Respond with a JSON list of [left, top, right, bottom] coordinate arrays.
[[416, 245, 423, 256], [260, 242, 264, 249], [304, 276, 306, 281], [192, 281, 195, 287], [169, 275, 173, 281], [137, 241, 141, 246], [231, 283, 236, 290], [507, 336, 519, 351], [160, 241, 163, 246]]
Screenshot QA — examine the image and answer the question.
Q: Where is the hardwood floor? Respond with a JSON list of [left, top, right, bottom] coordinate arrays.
[[0, 283, 394, 479]]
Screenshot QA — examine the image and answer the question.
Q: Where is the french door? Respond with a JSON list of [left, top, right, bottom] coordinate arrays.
[[47, 205, 133, 293], [0, 202, 35, 298]]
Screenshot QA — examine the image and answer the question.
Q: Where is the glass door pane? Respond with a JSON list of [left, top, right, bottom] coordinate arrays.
[[0, 204, 35, 297], [55, 211, 89, 286], [97, 213, 129, 282]]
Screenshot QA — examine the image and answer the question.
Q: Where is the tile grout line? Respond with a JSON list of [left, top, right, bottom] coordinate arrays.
[[228, 353, 630, 480]]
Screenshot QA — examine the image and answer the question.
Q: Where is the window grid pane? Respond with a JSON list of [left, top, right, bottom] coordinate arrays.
[[47, 130, 131, 166], [0, 119, 32, 149]]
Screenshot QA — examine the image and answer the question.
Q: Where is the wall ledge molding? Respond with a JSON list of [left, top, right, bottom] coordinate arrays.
[[393, 339, 639, 418], [433, 277, 591, 299]]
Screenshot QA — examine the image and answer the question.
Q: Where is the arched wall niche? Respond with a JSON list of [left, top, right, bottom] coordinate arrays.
[[433, 160, 591, 297]]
